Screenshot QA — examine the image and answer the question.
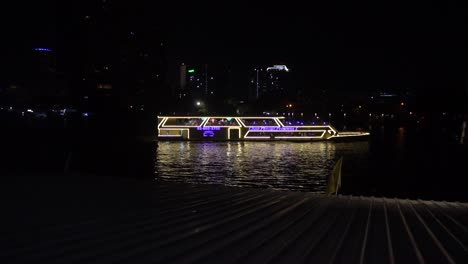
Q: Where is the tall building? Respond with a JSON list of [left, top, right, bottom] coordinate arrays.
[[33, 48, 57, 73], [179, 64, 187, 94], [28, 48, 66, 106], [250, 65, 292, 101], [177, 64, 215, 99]]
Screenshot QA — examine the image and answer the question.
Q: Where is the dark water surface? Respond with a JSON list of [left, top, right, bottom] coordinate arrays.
[[1, 112, 467, 202], [155, 126, 468, 202], [155, 141, 362, 192]]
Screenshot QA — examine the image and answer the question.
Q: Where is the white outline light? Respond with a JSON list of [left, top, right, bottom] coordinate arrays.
[[227, 127, 241, 139], [156, 116, 365, 141]]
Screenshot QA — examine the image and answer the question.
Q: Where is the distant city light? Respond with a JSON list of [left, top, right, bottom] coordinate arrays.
[[196, 101, 201, 106], [26, 109, 33, 113], [380, 92, 397, 97], [400, 102, 405, 106], [34, 48, 51, 52], [188, 69, 195, 73], [266, 65, 290, 72]]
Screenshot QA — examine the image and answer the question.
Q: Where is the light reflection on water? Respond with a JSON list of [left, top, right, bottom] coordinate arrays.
[[155, 141, 369, 193]]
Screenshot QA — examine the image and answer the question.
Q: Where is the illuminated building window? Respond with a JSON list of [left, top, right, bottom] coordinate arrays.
[[97, 84, 112, 89]]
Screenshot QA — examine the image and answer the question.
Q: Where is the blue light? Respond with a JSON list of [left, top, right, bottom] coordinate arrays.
[[34, 48, 52, 52], [197, 127, 221, 131], [203, 131, 215, 137]]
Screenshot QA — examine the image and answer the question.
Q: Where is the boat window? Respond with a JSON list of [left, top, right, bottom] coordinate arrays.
[[240, 118, 279, 126], [204, 118, 240, 126], [163, 118, 204, 126]]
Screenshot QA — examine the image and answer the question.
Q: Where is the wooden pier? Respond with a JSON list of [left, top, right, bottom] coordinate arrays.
[[1, 174, 467, 263]]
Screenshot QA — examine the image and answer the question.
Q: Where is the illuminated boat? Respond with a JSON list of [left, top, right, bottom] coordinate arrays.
[[157, 116, 369, 141]]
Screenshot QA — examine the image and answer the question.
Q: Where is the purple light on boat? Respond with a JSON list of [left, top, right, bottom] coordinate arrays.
[[197, 126, 221, 131], [203, 131, 215, 137], [248, 127, 297, 131], [34, 48, 52, 52]]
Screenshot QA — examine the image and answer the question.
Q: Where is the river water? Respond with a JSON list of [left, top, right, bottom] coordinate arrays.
[[155, 125, 467, 201], [155, 141, 368, 192], [1, 110, 466, 201]]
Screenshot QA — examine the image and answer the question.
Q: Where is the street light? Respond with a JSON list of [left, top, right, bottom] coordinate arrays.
[[196, 101, 201, 106]]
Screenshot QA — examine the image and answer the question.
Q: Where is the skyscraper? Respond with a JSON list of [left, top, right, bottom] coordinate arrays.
[[250, 65, 292, 101], [179, 64, 187, 97], [177, 64, 215, 99]]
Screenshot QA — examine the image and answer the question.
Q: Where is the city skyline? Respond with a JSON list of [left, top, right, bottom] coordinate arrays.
[[1, 1, 467, 112]]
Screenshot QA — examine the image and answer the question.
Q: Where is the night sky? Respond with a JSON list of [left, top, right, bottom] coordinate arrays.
[[2, 1, 467, 99]]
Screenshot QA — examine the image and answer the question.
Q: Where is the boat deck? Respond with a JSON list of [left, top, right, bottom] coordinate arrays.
[[1, 175, 466, 263]]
